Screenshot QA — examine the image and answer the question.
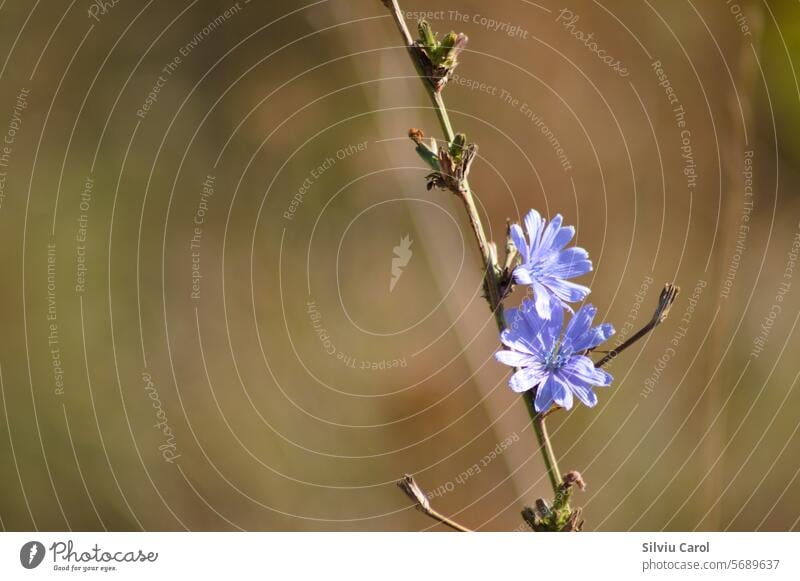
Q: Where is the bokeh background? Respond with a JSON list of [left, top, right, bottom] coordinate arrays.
[[0, 0, 799, 532]]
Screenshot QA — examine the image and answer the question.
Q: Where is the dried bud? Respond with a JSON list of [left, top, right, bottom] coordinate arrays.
[[409, 128, 441, 172], [487, 242, 498, 268], [561, 508, 584, 532], [653, 283, 680, 325], [439, 31, 468, 68], [418, 20, 438, 52], [449, 133, 467, 160], [535, 498, 552, 519], [562, 471, 586, 492], [397, 474, 431, 512], [425, 134, 477, 194], [412, 20, 469, 92], [521, 506, 538, 530], [499, 220, 519, 298]]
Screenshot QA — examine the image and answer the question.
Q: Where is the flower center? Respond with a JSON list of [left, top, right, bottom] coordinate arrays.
[[543, 342, 570, 372]]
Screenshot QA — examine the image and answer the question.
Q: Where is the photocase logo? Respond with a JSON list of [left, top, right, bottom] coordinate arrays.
[[20, 541, 45, 569], [390, 235, 413, 292]]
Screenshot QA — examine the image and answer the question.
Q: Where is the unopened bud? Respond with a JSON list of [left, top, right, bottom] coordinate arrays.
[[562, 471, 586, 491]]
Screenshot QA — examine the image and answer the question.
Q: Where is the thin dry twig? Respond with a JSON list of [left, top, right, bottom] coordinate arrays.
[[595, 283, 680, 369], [397, 474, 472, 532]]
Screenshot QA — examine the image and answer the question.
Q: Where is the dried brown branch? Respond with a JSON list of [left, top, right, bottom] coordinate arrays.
[[397, 474, 472, 532], [595, 283, 680, 369]]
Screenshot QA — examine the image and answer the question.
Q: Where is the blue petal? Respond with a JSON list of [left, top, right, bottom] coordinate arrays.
[[509, 223, 529, 264], [517, 300, 552, 352], [504, 305, 548, 353], [509, 366, 547, 393], [534, 373, 557, 411], [563, 355, 613, 386], [550, 260, 593, 280], [532, 281, 555, 320], [538, 213, 564, 253], [543, 278, 591, 304], [503, 306, 521, 327], [512, 265, 534, 285], [563, 304, 597, 349], [495, 349, 536, 367], [499, 328, 538, 355], [563, 375, 598, 407], [547, 247, 592, 279], [539, 299, 564, 345], [549, 373, 574, 410], [571, 322, 615, 352], [524, 209, 544, 249], [550, 224, 575, 252]]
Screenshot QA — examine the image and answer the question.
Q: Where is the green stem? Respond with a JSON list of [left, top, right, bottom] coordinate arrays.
[[384, 0, 561, 495], [396, 17, 504, 331], [525, 393, 562, 492], [431, 91, 456, 142]]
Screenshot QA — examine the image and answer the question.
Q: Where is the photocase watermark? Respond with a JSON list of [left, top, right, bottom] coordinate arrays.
[[449, 72, 573, 172], [450, 10, 529, 39], [448, 72, 500, 97], [390, 235, 413, 292], [87, 0, 122, 23], [403, 10, 529, 39], [74, 176, 93, 294], [641, 279, 706, 398], [19, 541, 46, 569], [136, 2, 244, 119], [514, 98, 573, 173], [426, 432, 520, 500], [652, 58, 699, 200], [284, 141, 368, 221], [652, 59, 679, 107], [555, 8, 629, 77], [678, 121, 698, 192], [47, 243, 65, 396], [306, 300, 407, 370], [604, 275, 655, 370], [25, 539, 159, 573], [721, 149, 754, 300], [190, 174, 215, 301], [750, 223, 800, 359], [142, 372, 180, 463], [726, 0, 753, 38], [0, 87, 29, 212]]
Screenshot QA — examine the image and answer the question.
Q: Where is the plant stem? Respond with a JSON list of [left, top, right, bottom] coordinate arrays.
[[536, 418, 562, 493], [525, 393, 562, 493], [386, 0, 504, 330], [432, 91, 456, 142], [384, 0, 561, 496]]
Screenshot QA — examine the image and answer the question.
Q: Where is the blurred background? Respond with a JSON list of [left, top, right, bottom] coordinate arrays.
[[0, 0, 799, 531]]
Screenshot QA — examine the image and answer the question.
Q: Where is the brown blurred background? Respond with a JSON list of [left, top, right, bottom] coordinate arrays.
[[0, 0, 799, 531]]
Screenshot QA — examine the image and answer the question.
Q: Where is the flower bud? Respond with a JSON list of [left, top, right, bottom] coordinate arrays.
[[412, 19, 469, 92]]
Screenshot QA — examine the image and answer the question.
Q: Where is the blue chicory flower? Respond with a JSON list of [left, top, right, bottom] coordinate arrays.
[[495, 299, 615, 412], [510, 209, 592, 319]]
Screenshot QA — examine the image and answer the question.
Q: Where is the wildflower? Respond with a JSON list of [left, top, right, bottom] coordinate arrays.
[[495, 300, 614, 412], [510, 209, 592, 319]]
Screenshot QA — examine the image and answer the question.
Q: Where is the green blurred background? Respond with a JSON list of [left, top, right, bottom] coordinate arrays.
[[0, 0, 799, 531]]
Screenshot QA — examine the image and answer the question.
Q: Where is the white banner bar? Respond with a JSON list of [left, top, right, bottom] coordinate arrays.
[[0, 532, 797, 580]]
